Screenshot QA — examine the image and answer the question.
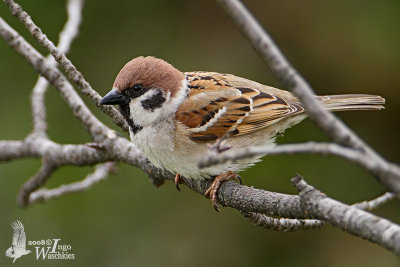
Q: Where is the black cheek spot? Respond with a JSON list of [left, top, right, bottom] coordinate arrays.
[[141, 90, 166, 112]]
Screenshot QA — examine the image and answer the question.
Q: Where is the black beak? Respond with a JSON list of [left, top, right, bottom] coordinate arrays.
[[99, 89, 129, 105]]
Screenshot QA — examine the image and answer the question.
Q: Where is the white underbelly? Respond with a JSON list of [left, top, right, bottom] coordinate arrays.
[[129, 113, 308, 180], [130, 126, 274, 180]]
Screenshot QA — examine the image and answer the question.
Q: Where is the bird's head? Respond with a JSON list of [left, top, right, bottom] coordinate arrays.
[[100, 56, 187, 131]]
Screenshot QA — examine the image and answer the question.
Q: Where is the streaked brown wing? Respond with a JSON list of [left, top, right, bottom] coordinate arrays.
[[176, 72, 303, 142]]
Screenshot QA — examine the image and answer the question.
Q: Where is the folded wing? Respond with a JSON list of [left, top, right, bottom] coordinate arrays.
[[177, 72, 303, 142]]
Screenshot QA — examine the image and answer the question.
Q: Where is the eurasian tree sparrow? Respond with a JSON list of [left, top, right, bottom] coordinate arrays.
[[100, 56, 385, 211]]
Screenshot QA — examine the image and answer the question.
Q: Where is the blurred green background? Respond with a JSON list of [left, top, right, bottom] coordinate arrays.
[[1, 0, 400, 266]]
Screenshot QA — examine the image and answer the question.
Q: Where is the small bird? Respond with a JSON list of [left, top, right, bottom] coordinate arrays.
[[100, 56, 385, 211], [5, 220, 31, 263]]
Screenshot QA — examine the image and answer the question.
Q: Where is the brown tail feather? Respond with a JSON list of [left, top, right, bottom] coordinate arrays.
[[315, 94, 385, 111]]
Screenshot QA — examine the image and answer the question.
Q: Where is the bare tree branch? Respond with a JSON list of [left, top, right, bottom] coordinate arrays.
[[0, 16, 109, 141], [354, 192, 396, 211], [216, 0, 400, 194], [31, 77, 48, 134], [29, 162, 116, 205], [184, 179, 307, 218], [241, 211, 324, 231], [0, 135, 110, 166], [200, 142, 362, 167], [242, 190, 396, 231], [0, 140, 31, 161], [0, 133, 311, 217], [17, 160, 58, 207], [56, 0, 83, 54], [200, 142, 400, 191], [31, 0, 84, 135], [292, 175, 400, 256], [3, 0, 128, 131]]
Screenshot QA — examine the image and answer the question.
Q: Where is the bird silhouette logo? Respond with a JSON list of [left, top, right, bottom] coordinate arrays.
[[5, 220, 31, 263]]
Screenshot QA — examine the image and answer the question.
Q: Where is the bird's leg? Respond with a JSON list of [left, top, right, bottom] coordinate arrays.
[[207, 132, 232, 153], [205, 171, 242, 212], [174, 173, 183, 191]]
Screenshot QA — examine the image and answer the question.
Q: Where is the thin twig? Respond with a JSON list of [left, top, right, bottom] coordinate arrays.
[[31, 77, 48, 134], [241, 211, 324, 231], [29, 162, 116, 204], [354, 192, 396, 211], [31, 0, 84, 134], [199, 142, 400, 189], [292, 175, 400, 255], [56, 0, 84, 54], [245, 190, 396, 231], [0, 17, 109, 141], [17, 160, 58, 207], [199, 142, 362, 167], [4, 0, 128, 131]]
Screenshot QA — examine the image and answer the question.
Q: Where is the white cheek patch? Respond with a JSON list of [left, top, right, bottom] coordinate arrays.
[[128, 80, 188, 127], [129, 89, 165, 126], [156, 79, 188, 117]]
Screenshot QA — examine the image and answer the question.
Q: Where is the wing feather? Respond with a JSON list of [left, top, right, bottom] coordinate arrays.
[[177, 72, 303, 142]]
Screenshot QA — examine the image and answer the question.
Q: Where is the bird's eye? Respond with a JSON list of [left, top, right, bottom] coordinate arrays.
[[125, 83, 146, 98], [132, 84, 143, 91]]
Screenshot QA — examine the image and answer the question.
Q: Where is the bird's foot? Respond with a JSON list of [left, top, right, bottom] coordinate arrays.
[[205, 171, 242, 212], [174, 173, 183, 191]]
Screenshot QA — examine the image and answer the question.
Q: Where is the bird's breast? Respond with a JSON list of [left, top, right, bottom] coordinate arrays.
[[130, 121, 176, 169]]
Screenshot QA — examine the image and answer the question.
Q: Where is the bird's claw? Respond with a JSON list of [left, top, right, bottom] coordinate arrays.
[[174, 173, 183, 191], [204, 172, 241, 212]]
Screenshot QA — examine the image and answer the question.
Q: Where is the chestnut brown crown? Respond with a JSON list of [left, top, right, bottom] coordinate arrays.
[[113, 56, 185, 96]]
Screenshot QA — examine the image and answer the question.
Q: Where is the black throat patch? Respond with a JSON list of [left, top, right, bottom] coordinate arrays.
[[118, 104, 143, 135], [141, 90, 166, 112]]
